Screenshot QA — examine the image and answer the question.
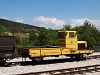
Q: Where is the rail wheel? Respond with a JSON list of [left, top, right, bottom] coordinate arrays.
[[29, 57, 43, 62], [36, 57, 43, 62], [0, 60, 6, 66], [74, 54, 85, 60]]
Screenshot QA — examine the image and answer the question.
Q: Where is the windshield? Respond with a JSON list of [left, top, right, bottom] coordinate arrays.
[[69, 32, 75, 38]]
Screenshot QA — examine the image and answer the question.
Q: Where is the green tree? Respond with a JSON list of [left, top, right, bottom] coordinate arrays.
[[0, 25, 7, 35], [94, 30, 100, 45], [63, 24, 72, 30], [72, 20, 97, 45], [46, 29, 58, 46], [29, 31, 39, 46], [37, 29, 48, 46], [28, 29, 58, 46]]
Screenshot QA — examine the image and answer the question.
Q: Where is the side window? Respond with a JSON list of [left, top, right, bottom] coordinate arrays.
[[69, 32, 74, 38], [58, 32, 65, 38]]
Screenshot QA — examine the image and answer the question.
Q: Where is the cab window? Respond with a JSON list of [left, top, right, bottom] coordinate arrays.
[[69, 32, 74, 38], [58, 32, 65, 38]]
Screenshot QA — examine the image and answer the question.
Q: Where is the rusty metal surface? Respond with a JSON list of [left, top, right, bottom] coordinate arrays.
[[0, 36, 15, 46], [0, 36, 16, 59]]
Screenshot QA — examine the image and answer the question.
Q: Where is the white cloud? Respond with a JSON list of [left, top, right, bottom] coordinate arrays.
[[1, 16, 100, 29], [15, 19, 24, 23], [32, 17, 100, 29], [33, 16, 65, 29], [0, 16, 8, 20], [0, 17, 24, 23], [69, 18, 100, 29]]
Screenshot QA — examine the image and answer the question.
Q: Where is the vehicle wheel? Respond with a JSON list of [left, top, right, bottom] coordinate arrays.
[[75, 54, 84, 60], [0, 60, 6, 66]]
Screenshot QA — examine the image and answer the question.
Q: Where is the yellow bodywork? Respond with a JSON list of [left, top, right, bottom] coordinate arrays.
[[58, 31, 78, 50], [24, 31, 94, 58], [78, 41, 87, 48], [29, 48, 94, 57]]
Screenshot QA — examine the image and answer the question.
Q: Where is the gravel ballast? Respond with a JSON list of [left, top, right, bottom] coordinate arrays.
[[0, 52, 100, 75]]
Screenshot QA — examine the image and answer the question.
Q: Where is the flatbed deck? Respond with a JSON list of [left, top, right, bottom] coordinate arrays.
[[18, 47, 94, 58]]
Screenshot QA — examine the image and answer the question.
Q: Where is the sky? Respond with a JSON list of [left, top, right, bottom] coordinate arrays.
[[0, 0, 100, 29]]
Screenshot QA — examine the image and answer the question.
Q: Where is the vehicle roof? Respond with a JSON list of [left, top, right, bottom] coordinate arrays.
[[78, 41, 87, 44], [58, 31, 76, 32]]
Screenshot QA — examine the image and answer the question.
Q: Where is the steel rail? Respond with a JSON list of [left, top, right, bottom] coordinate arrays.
[[18, 64, 100, 75], [7, 55, 100, 67], [88, 55, 100, 59]]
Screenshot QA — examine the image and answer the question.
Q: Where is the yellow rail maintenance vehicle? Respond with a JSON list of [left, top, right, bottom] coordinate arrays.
[[18, 31, 94, 61]]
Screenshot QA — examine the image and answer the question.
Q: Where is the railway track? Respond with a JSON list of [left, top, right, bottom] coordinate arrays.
[[88, 55, 100, 59], [16, 55, 100, 75], [4, 54, 100, 67], [18, 64, 100, 75]]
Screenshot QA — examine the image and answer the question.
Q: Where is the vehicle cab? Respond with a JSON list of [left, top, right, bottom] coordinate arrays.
[[58, 31, 78, 50]]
